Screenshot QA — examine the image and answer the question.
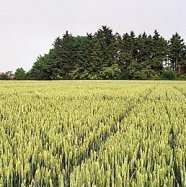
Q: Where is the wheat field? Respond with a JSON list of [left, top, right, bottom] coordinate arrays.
[[0, 81, 185, 187]]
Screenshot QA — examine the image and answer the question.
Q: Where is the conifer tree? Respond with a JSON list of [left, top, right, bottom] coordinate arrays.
[[168, 33, 186, 74]]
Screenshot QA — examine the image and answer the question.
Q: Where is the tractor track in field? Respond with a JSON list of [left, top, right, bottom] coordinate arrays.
[[166, 86, 184, 187], [65, 87, 155, 187], [165, 104, 182, 187], [172, 86, 186, 98]]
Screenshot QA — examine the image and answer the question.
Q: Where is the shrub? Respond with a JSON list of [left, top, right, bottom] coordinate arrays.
[[161, 68, 176, 80]]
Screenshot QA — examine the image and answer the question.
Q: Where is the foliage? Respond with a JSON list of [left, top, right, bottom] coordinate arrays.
[[14, 68, 26, 80], [8, 26, 186, 80], [161, 68, 176, 80], [0, 73, 10, 80], [99, 64, 121, 79], [168, 33, 186, 73], [0, 71, 14, 80]]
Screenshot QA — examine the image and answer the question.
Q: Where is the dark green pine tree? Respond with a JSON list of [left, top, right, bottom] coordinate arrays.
[[126, 32, 153, 79], [80, 33, 103, 79], [94, 26, 118, 67], [70, 36, 91, 79], [133, 32, 154, 63], [118, 31, 136, 79], [85, 33, 103, 79], [69, 33, 103, 79], [168, 33, 186, 74], [93, 26, 121, 79], [150, 30, 168, 74], [52, 31, 76, 79]]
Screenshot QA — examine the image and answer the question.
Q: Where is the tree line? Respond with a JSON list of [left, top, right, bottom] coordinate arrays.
[[1, 26, 186, 80]]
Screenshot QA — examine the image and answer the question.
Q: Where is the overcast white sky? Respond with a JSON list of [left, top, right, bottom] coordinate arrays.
[[0, 0, 186, 72]]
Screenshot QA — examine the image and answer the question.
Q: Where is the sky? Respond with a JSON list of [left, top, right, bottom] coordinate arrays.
[[0, 0, 186, 72]]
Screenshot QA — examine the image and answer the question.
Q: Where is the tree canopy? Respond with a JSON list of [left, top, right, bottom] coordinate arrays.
[[2, 26, 186, 80]]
